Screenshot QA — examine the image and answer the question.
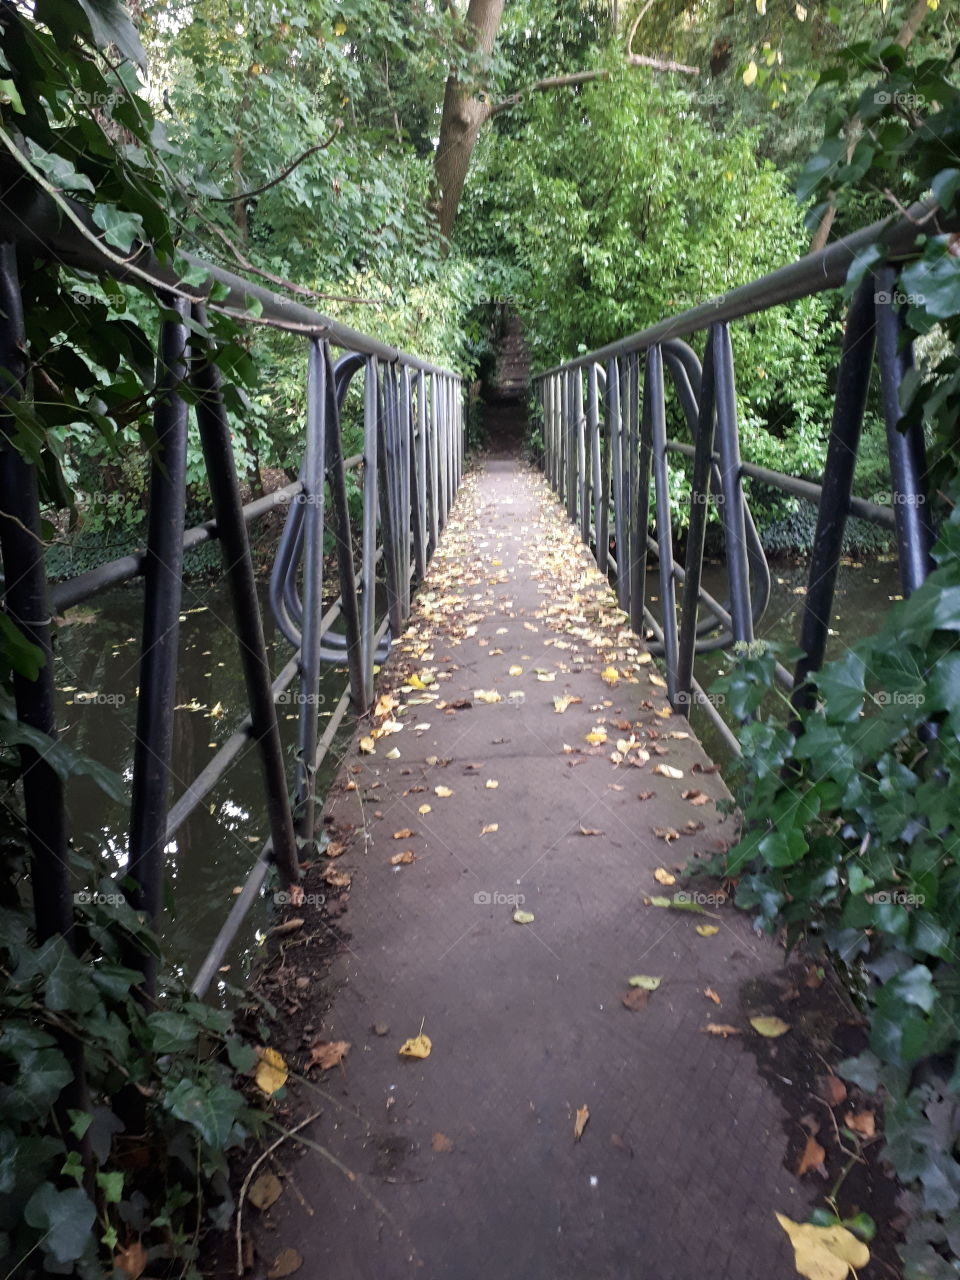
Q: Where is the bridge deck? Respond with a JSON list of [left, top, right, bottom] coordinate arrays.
[[248, 455, 814, 1279]]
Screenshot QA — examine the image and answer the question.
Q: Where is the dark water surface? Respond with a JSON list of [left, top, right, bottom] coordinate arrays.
[[53, 578, 354, 992]]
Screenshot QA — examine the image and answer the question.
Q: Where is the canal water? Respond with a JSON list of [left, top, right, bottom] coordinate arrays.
[[52, 579, 355, 993]]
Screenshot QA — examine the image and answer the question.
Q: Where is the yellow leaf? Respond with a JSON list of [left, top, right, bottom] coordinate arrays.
[[385, 747, 401, 760], [554, 694, 581, 713], [743, 58, 758, 86], [628, 975, 661, 990], [696, 924, 720, 937], [333, 18, 347, 34], [434, 785, 454, 798], [585, 728, 607, 745], [398, 1032, 432, 1058], [796, 2, 807, 17], [406, 673, 427, 689], [474, 689, 502, 703], [480, 823, 499, 835], [359, 736, 376, 754], [750, 1016, 791, 1038], [513, 909, 535, 924], [601, 666, 619, 686], [418, 803, 432, 814], [775, 1214, 870, 1280], [255, 1047, 288, 1096], [756, 0, 766, 11], [653, 764, 684, 780], [574, 1105, 589, 1141], [654, 867, 676, 886], [509, 665, 523, 676], [485, 779, 499, 789]]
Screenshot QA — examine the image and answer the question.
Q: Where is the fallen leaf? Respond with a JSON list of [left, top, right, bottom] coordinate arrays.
[[508, 665, 523, 676], [322, 867, 351, 888], [628, 975, 661, 990], [844, 1110, 876, 1138], [696, 924, 720, 937], [385, 747, 401, 760], [820, 1075, 847, 1106], [579, 825, 604, 836], [248, 1172, 283, 1210], [431, 1132, 455, 1153], [750, 1016, 791, 1038], [653, 764, 684, 780], [255, 1047, 288, 1096], [398, 1032, 432, 1059], [392, 828, 415, 839], [601, 666, 620, 686], [372, 1022, 389, 1036], [267, 917, 305, 937], [418, 804, 432, 815], [390, 851, 415, 865], [113, 1241, 147, 1280], [585, 728, 608, 745], [359, 736, 376, 754], [796, 1134, 826, 1177], [775, 1213, 870, 1280], [434, 785, 454, 798], [485, 779, 499, 789], [622, 988, 650, 1010], [267, 1247, 304, 1279], [648, 671, 667, 689], [474, 689, 502, 703], [703, 1023, 741, 1037], [324, 841, 346, 859], [574, 1105, 590, 1141], [553, 694, 581, 713], [513, 909, 535, 924], [480, 823, 499, 835], [682, 789, 710, 806], [654, 867, 676, 885], [307, 1040, 350, 1071], [704, 987, 721, 1004]]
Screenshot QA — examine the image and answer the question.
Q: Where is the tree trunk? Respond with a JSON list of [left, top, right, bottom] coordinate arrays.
[[434, 0, 505, 241]]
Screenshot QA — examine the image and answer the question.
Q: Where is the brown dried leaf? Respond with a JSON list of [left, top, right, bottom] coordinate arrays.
[[392, 828, 416, 839], [622, 988, 650, 1011], [113, 1242, 148, 1280], [796, 1134, 826, 1177], [324, 841, 346, 859], [268, 1248, 303, 1279], [248, 1172, 283, 1210], [431, 1132, 455, 1153], [390, 850, 415, 865], [703, 1023, 741, 1037], [579, 825, 604, 837], [820, 1075, 848, 1106], [704, 987, 721, 1005], [682, 789, 711, 806], [844, 1110, 876, 1138], [307, 1040, 350, 1071], [574, 1105, 590, 1141]]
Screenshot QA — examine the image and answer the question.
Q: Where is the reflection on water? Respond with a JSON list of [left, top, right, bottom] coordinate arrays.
[[53, 578, 355, 990]]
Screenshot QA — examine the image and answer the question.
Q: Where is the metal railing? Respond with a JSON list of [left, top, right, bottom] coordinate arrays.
[[533, 205, 941, 756], [0, 219, 463, 997]]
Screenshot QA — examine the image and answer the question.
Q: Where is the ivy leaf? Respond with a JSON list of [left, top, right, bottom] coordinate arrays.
[[0, 613, 46, 681], [76, 0, 146, 69], [816, 651, 866, 723], [163, 1078, 243, 1148], [0, 718, 126, 805], [91, 202, 145, 253], [24, 1183, 97, 1264]]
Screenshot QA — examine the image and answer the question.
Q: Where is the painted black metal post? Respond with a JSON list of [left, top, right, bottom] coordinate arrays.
[[126, 298, 190, 989], [646, 345, 680, 699], [712, 323, 754, 644], [874, 266, 936, 596], [792, 281, 877, 712], [411, 372, 428, 583], [360, 358, 380, 709], [0, 243, 73, 944], [190, 306, 300, 878]]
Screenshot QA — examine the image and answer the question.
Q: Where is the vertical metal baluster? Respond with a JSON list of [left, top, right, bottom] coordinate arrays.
[[619, 357, 634, 621], [713, 323, 754, 644], [428, 373, 440, 554], [595, 365, 610, 576], [647, 345, 680, 702], [565, 370, 577, 520], [127, 297, 190, 991], [360, 357, 379, 709], [412, 373, 428, 581], [327, 352, 365, 708], [378, 366, 403, 637], [791, 282, 877, 712], [627, 352, 643, 637], [438, 375, 449, 533], [588, 364, 602, 567], [675, 335, 717, 716], [607, 358, 628, 608], [633, 353, 653, 639], [190, 305, 300, 876], [875, 266, 936, 596], [292, 341, 327, 840], [445, 377, 454, 516], [0, 244, 73, 944], [576, 370, 588, 545], [400, 367, 413, 611]]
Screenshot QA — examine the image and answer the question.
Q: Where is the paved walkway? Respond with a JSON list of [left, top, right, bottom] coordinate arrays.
[[250, 457, 813, 1279]]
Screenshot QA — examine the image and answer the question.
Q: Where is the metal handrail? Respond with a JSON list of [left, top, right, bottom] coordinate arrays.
[[532, 212, 941, 752], [0, 230, 464, 997]]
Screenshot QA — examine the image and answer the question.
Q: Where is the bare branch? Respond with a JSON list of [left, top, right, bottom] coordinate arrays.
[[211, 122, 342, 204], [487, 53, 698, 120]]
